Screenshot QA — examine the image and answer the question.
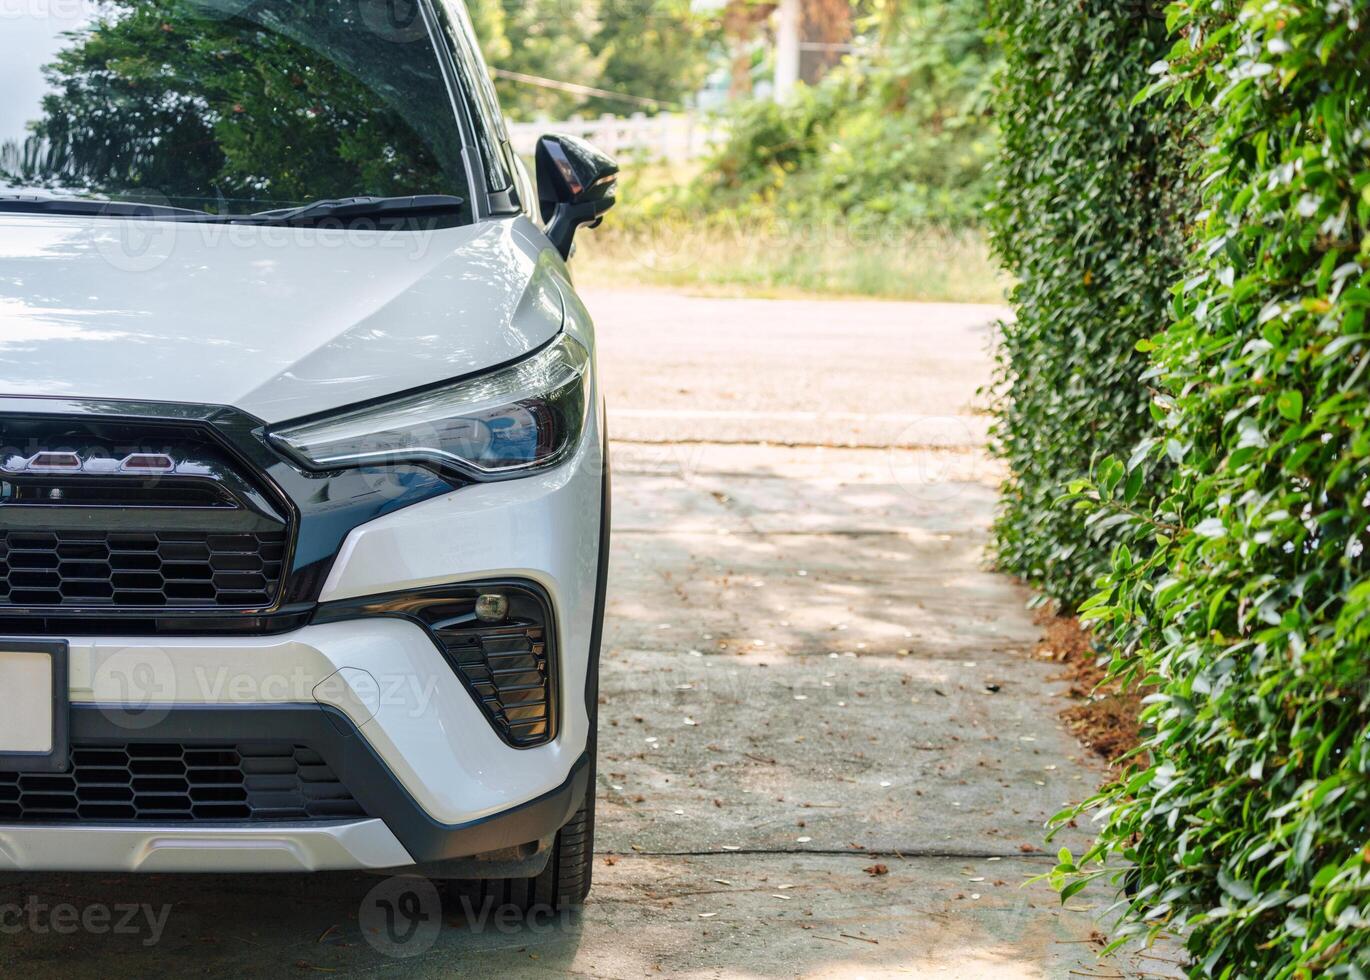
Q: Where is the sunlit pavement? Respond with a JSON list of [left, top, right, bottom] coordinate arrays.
[[0, 289, 1183, 978]]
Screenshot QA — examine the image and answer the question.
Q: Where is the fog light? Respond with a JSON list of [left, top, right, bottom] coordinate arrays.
[[475, 593, 509, 622]]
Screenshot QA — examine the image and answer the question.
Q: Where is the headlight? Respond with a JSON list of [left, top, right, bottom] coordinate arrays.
[[268, 333, 590, 480]]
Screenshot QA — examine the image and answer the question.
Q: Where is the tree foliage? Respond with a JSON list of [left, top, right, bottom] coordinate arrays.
[[586, 0, 716, 116], [468, 0, 718, 120], [694, 0, 996, 229], [483, 0, 604, 119]]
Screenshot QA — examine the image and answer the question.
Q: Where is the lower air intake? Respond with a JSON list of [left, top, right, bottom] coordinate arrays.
[[442, 627, 552, 747], [0, 742, 366, 823]]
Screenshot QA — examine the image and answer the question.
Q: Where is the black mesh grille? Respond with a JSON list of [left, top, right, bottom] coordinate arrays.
[[443, 628, 552, 747], [0, 414, 294, 617], [0, 530, 287, 608], [0, 742, 366, 822]]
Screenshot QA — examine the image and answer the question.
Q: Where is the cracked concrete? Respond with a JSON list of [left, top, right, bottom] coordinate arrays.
[[0, 289, 1181, 978]]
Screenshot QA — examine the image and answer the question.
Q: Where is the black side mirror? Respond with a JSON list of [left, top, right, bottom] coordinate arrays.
[[535, 134, 618, 260]]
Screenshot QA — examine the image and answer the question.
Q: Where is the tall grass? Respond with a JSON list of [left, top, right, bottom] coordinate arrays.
[[574, 217, 1006, 304], [561, 158, 1006, 304]]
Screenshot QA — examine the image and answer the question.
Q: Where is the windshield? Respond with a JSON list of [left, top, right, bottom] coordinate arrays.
[[0, 0, 473, 219]]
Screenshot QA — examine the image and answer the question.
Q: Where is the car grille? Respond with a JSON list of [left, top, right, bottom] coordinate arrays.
[[0, 414, 293, 616], [0, 530, 287, 608], [0, 742, 366, 823]]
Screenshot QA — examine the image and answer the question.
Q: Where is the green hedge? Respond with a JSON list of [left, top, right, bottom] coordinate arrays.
[[1025, 1, 1370, 975], [985, 0, 1190, 609]]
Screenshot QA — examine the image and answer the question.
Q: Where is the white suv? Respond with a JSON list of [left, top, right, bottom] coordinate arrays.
[[0, 0, 615, 911]]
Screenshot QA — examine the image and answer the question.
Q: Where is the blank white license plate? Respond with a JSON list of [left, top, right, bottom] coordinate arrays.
[[0, 650, 56, 754]]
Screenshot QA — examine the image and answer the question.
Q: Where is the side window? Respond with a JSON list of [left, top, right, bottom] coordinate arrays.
[[436, 0, 516, 202]]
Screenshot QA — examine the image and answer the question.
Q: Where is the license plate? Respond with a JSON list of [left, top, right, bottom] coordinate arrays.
[[0, 640, 68, 773]]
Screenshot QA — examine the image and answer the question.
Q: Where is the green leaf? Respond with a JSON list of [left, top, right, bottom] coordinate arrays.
[[1124, 466, 1145, 503], [1310, 864, 1340, 890], [982, 4, 1370, 971], [1276, 390, 1304, 422], [1098, 456, 1126, 497], [1060, 878, 1092, 902]]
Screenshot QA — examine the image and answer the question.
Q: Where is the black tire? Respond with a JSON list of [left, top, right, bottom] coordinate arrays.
[[444, 767, 596, 917], [533, 779, 596, 911]]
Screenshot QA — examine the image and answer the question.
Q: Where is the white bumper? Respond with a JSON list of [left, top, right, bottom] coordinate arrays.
[[0, 820, 412, 873], [0, 405, 604, 873], [57, 615, 582, 827]]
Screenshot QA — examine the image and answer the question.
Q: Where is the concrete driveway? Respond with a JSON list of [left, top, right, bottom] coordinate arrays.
[[0, 289, 1178, 978]]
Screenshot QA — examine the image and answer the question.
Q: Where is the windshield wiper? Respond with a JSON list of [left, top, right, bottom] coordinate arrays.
[[0, 194, 219, 220], [0, 193, 467, 224], [251, 194, 466, 224]]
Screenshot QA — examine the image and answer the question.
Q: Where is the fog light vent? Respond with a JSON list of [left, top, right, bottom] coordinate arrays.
[[441, 626, 551, 746], [314, 583, 556, 748]]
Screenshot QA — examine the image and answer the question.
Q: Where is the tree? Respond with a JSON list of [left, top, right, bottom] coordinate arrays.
[[489, 0, 604, 119], [585, 0, 715, 115], [696, 0, 996, 229], [465, 0, 721, 120]]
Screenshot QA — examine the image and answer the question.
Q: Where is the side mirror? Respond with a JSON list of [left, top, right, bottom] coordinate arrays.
[[535, 134, 618, 260]]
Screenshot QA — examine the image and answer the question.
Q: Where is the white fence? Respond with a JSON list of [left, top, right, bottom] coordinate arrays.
[[507, 112, 726, 162]]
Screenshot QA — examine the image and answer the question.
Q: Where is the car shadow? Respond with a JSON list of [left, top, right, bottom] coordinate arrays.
[[0, 869, 587, 978]]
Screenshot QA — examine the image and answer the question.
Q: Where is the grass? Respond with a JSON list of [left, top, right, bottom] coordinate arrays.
[[574, 218, 1008, 304], [566, 161, 1009, 305]]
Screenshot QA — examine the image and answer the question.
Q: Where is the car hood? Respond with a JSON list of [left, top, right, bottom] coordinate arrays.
[[0, 215, 564, 423]]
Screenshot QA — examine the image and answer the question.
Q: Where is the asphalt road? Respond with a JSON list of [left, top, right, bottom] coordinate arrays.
[[0, 288, 1179, 978]]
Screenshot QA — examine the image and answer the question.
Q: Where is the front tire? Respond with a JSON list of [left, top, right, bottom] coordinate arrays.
[[445, 761, 596, 916], [531, 779, 595, 911]]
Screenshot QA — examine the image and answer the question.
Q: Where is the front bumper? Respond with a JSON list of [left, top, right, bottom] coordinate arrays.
[[0, 818, 412, 874], [0, 702, 590, 872], [0, 401, 607, 873]]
